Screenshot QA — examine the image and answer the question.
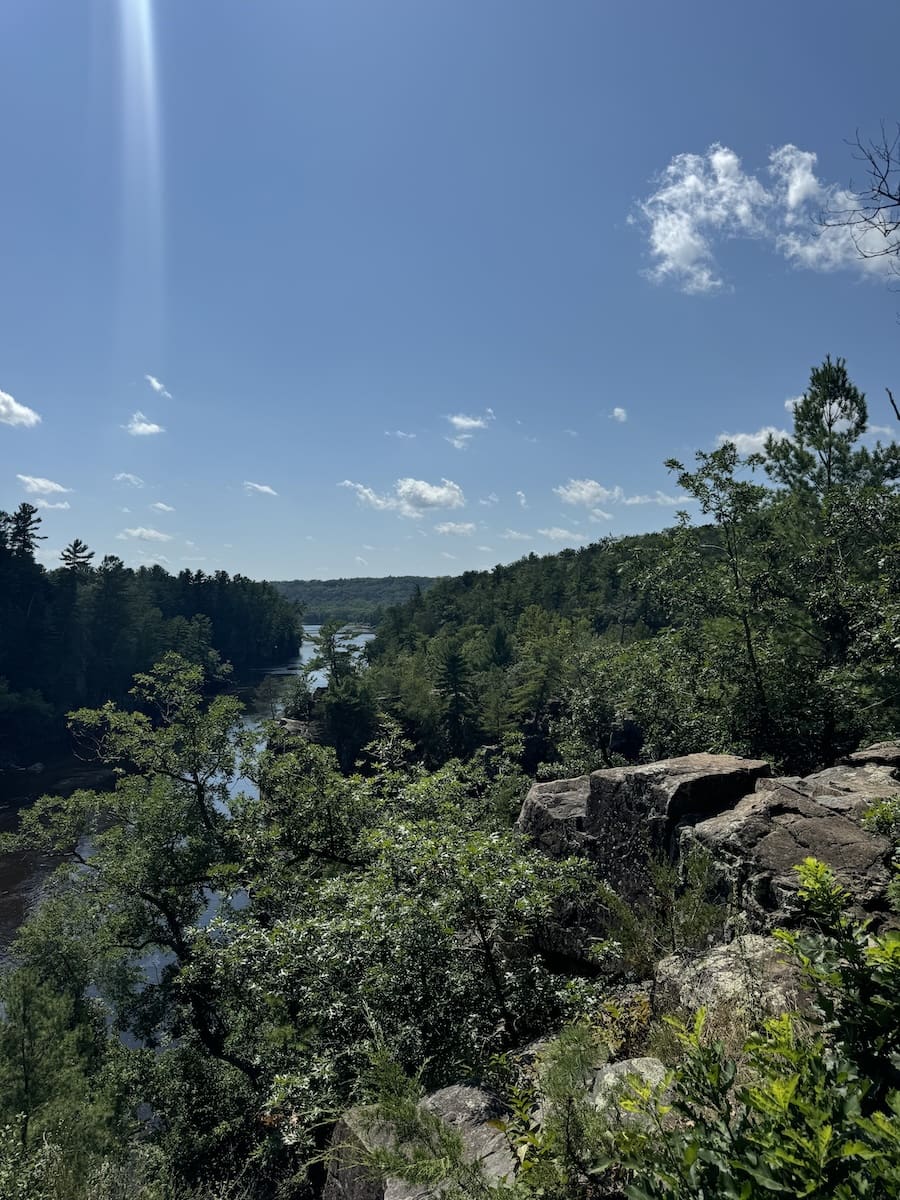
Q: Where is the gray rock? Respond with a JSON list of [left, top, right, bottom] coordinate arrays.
[[841, 741, 900, 770], [799, 764, 899, 822], [685, 785, 893, 929], [590, 1057, 667, 1126], [322, 1086, 514, 1200], [516, 754, 769, 894], [654, 934, 804, 1016]]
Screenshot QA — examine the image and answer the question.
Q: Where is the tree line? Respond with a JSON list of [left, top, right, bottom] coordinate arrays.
[[0, 509, 299, 763]]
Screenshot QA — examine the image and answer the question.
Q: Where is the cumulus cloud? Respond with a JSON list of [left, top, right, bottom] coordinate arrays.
[[501, 529, 531, 541], [435, 521, 476, 535], [555, 477, 691, 510], [516, 490, 528, 508], [37, 500, 71, 510], [114, 472, 144, 487], [716, 426, 789, 454], [610, 407, 628, 423], [538, 527, 588, 543], [340, 477, 465, 519], [555, 479, 624, 507], [17, 475, 71, 495], [634, 141, 895, 293], [125, 411, 164, 436], [0, 389, 41, 428], [150, 501, 175, 512], [244, 481, 278, 496], [116, 527, 172, 542], [145, 374, 172, 399]]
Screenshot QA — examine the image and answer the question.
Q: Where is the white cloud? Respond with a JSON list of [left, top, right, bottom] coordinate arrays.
[[150, 501, 175, 512], [555, 479, 624, 507], [477, 545, 493, 552], [440, 551, 457, 560], [354, 556, 368, 567], [610, 407, 628, 423], [590, 509, 613, 521], [446, 433, 473, 450], [16, 475, 71, 495], [0, 389, 41, 428], [448, 413, 488, 432], [37, 500, 71, 510], [516, 490, 528, 508], [501, 529, 532, 541], [244, 481, 278, 496], [716, 426, 789, 454], [564, 428, 578, 437], [385, 430, 416, 439], [116, 527, 172, 542], [635, 141, 896, 293], [144, 374, 172, 399], [114, 472, 144, 487], [479, 492, 500, 506], [868, 424, 897, 439], [538, 527, 588, 543], [784, 396, 802, 413], [435, 521, 476, 535], [125, 411, 164, 436], [623, 490, 690, 506], [340, 477, 465, 519]]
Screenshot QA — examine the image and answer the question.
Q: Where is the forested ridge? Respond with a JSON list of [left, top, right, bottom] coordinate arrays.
[[272, 576, 439, 626], [0, 514, 299, 763], [1, 356, 900, 1199]]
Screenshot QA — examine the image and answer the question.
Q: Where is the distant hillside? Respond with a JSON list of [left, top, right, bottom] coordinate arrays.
[[272, 575, 440, 625]]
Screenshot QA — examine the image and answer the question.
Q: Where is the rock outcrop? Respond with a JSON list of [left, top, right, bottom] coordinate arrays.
[[516, 754, 769, 895], [654, 934, 805, 1017], [683, 783, 893, 928], [841, 740, 900, 769], [322, 1086, 513, 1200]]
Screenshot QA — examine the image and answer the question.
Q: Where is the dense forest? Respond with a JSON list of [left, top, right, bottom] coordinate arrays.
[[0, 355, 899, 1199], [0, 514, 299, 763], [272, 576, 438, 625]]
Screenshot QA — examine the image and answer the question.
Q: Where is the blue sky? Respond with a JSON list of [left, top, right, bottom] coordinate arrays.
[[2, 0, 900, 580]]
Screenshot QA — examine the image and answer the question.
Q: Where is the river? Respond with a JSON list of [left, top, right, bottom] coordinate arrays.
[[0, 626, 373, 952]]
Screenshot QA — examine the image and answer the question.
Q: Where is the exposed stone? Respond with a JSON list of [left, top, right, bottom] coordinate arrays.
[[799, 764, 899, 822], [684, 784, 893, 929], [841, 741, 900, 770], [516, 754, 769, 894], [590, 1057, 667, 1126], [322, 1086, 513, 1200], [654, 934, 805, 1017]]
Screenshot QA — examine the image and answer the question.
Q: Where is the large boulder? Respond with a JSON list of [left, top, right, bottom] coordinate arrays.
[[684, 784, 893, 930], [841, 741, 900, 770], [516, 754, 769, 893], [589, 1057, 667, 1126], [794, 764, 899, 823], [322, 1086, 514, 1200], [654, 934, 805, 1017]]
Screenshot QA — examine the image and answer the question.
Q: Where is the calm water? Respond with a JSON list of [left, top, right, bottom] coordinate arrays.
[[0, 626, 373, 952]]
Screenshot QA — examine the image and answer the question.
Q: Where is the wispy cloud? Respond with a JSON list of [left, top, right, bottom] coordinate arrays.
[[477, 545, 493, 552], [150, 501, 175, 512], [434, 521, 476, 535], [516, 491, 528, 509], [445, 409, 495, 450], [17, 475, 71, 495], [355, 556, 368, 567], [716, 426, 789, 454], [125, 411, 165, 436], [479, 492, 500, 506], [501, 529, 532, 541], [539, 527, 588, 543], [114, 472, 144, 487], [0, 388, 41, 428], [116, 527, 172, 543], [340, 477, 465, 519], [244, 481, 278, 496], [440, 551, 457, 560], [634, 141, 895, 294], [37, 500, 71, 510], [385, 430, 416, 439], [144, 374, 172, 399], [610, 407, 628, 423]]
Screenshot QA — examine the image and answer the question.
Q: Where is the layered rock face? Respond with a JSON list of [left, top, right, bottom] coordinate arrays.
[[517, 746, 898, 927]]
